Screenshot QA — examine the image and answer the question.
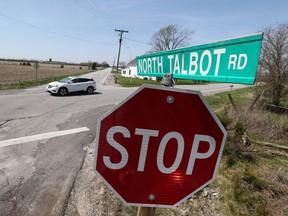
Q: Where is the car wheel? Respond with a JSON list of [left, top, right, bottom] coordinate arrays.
[[86, 86, 94, 94], [58, 87, 68, 96]]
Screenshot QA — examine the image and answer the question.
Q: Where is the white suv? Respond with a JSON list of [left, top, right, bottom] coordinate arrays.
[[46, 77, 97, 96]]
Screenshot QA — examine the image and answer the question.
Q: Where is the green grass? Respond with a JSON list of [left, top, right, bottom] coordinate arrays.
[[201, 86, 288, 215], [117, 76, 160, 87], [260, 92, 288, 107], [249, 133, 288, 147], [205, 87, 254, 110], [174, 79, 210, 85], [117, 76, 209, 87]]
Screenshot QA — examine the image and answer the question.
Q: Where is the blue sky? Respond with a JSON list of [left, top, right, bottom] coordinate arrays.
[[0, 0, 287, 65]]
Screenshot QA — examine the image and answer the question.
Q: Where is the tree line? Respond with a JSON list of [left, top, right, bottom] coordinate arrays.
[[80, 61, 110, 70]]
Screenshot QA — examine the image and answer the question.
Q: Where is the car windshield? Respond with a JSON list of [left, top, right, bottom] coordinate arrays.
[[59, 77, 73, 83]]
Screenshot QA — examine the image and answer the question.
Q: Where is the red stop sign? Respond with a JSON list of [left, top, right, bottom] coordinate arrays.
[[94, 84, 227, 207]]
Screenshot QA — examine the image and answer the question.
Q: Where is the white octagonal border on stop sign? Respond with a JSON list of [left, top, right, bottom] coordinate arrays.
[[94, 84, 227, 208]]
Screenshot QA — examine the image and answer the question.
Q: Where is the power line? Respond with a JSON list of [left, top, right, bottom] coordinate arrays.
[[0, 12, 114, 45], [72, 0, 115, 28], [85, 0, 127, 29], [124, 37, 150, 45], [72, 0, 127, 30]]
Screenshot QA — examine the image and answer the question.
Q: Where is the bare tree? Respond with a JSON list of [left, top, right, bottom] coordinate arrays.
[[259, 23, 288, 106], [149, 24, 194, 52]]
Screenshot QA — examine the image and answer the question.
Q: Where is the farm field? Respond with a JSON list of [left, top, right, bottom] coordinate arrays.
[[0, 60, 92, 84]]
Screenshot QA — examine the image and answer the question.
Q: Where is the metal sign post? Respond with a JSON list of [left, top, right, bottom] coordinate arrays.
[[137, 207, 155, 216]]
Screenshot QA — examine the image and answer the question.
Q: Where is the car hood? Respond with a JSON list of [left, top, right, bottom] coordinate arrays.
[[48, 81, 61, 86]]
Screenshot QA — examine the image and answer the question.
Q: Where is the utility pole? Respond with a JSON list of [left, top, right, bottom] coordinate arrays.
[[115, 29, 128, 83]]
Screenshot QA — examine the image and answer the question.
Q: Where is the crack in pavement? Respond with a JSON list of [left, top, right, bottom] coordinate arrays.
[[0, 169, 26, 215], [0, 169, 10, 192], [0, 117, 34, 127], [0, 120, 11, 128]]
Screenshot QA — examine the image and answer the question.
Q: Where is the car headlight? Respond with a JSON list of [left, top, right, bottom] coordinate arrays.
[[48, 84, 58, 88]]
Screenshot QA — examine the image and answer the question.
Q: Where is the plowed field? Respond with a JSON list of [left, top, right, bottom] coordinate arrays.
[[0, 61, 90, 84]]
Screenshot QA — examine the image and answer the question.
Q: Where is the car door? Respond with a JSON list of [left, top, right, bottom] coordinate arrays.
[[78, 78, 89, 91], [68, 78, 82, 92]]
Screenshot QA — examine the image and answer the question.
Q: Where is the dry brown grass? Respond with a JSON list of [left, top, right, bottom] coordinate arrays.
[[0, 61, 91, 84], [231, 105, 288, 144]]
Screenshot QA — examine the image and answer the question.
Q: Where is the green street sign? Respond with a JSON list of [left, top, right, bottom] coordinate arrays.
[[137, 32, 263, 85]]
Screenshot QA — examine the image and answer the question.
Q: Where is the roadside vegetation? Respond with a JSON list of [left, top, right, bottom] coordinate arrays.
[[208, 87, 287, 216], [117, 76, 160, 87], [258, 23, 288, 107], [117, 76, 202, 87]]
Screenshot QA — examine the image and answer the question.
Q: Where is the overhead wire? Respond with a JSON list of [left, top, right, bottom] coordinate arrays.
[[73, 0, 146, 62], [87, 0, 127, 30], [72, 0, 114, 29], [1, 1, 151, 59], [71, 0, 151, 54], [0, 11, 115, 45], [89, 0, 127, 30], [0, 2, 152, 63], [72, 0, 127, 30], [1, 1, 149, 48], [124, 37, 150, 46]]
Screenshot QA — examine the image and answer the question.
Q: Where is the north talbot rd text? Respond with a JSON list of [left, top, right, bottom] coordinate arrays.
[[137, 48, 247, 76], [137, 33, 263, 85]]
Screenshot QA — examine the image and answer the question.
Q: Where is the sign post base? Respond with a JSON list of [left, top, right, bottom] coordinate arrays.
[[137, 207, 155, 216]]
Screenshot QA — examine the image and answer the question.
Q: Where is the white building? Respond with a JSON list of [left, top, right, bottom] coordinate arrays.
[[121, 59, 137, 78], [121, 59, 156, 80]]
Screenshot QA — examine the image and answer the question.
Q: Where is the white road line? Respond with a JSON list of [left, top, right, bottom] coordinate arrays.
[[0, 127, 90, 148]]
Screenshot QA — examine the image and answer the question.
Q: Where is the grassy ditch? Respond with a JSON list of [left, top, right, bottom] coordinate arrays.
[[117, 76, 160, 87], [117, 76, 209, 87], [203, 87, 288, 216]]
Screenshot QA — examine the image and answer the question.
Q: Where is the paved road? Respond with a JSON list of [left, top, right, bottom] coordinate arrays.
[[0, 69, 247, 215]]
